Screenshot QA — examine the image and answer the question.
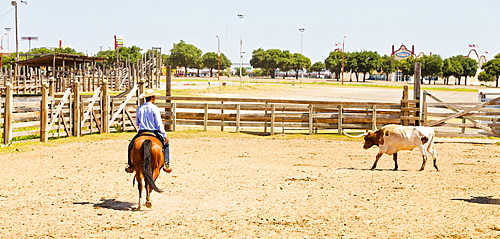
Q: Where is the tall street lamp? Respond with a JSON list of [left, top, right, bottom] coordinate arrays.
[[12, 1, 28, 61], [4, 28, 11, 53], [237, 14, 244, 84], [0, 33, 7, 53], [216, 35, 221, 82], [298, 28, 305, 54]]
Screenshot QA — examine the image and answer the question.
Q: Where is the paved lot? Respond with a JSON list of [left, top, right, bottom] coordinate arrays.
[[168, 77, 481, 103]]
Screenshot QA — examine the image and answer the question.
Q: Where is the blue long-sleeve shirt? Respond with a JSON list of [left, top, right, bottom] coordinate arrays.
[[135, 102, 166, 138]]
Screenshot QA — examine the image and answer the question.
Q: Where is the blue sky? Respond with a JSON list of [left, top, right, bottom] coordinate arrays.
[[0, 0, 498, 64]]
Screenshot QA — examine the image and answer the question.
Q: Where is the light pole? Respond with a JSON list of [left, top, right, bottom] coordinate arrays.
[[12, 1, 28, 61], [341, 36, 346, 85], [216, 35, 221, 82], [12, 1, 28, 82], [298, 28, 305, 54], [0, 33, 7, 53], [238, 14, 244, 84], [4, 28, 11, 53]]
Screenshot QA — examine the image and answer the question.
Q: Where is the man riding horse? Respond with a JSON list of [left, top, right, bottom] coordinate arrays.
[[125, 89, 171, 174]]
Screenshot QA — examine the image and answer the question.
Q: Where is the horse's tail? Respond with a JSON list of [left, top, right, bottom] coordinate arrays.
[[142, 139, 164, 193]]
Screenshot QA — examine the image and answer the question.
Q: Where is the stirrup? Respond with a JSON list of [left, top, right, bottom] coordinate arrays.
[[163, 164, 172, 173], [125, 165, 134, 173]]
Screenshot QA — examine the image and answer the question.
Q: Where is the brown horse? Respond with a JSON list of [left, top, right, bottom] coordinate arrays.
[[130, 133, 164, 210]]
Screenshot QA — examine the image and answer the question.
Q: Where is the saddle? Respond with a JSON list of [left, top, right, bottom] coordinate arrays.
[[139, 132, 157, 137]]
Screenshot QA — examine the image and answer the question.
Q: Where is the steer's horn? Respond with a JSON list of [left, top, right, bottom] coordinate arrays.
[[342, 131, 369, 138]]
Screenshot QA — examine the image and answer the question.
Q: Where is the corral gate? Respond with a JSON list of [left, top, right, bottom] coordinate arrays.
[[422, 91, 500, 137]]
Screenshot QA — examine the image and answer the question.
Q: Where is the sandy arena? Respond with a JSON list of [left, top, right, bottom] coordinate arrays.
[[1, 132, 500, 238]]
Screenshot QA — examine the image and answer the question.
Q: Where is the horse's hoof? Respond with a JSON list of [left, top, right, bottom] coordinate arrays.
[[145, 202, 152, 208]]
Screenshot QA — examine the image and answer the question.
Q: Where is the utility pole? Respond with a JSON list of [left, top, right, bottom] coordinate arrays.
[[341, 36, 346, 85]]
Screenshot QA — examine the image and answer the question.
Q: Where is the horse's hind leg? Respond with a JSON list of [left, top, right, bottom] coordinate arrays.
[[136, 177, 143, 210], [145, 185, 152, 208]]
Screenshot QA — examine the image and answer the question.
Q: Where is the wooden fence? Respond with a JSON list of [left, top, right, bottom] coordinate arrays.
[[3, 84, 500, 145], [423, 91, 500, 137], [157, 96, 413, 135]]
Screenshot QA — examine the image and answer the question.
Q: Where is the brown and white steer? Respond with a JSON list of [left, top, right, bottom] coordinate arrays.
[[344, 125, 438, 171]]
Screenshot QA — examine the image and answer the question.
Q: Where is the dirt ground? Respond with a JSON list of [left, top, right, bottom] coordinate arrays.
[[1, 133, 500, 238]]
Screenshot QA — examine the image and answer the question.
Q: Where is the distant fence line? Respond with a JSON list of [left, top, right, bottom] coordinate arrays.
[[1, 84, 500, 145]]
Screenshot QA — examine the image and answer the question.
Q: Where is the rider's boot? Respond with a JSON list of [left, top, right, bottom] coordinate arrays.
[[125, 144, 134, 173], [163, 143, 172, 173]]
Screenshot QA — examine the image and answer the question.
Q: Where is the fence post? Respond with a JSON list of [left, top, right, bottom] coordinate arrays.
[[372, 105, 377, 131], [236, 104, 241, 133], [138, 78, 145, 106], [3, 83, 13, 144], [102, 80, 110, 133], [270, 104, 275, 136], [73, 81, 81, 137], [220, 101, 224, 132], [165, 65, 172, 131], [423, 102, 428, 126], [40, 83, 49, 142], [401, 85, 409, 126], [414, 62, 421, 126], [337, 104, 343, 135], [204, 103, 208, 131], [308, 104, 314, 135], [49, 77, 55, 97], [172, 102, 176, 132]]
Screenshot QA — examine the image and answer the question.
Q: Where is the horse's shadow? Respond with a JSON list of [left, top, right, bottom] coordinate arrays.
[[74, 199, 135, 211], [452, 196, 500, 205], [338, 167, 410, 172]]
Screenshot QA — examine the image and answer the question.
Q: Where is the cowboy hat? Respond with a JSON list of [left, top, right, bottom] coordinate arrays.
[[139, 89, 161, 98]]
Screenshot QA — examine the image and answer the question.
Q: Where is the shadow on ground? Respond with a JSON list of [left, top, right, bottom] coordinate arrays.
[[452, 196, 500, 205], [74, 199, 135, 211]]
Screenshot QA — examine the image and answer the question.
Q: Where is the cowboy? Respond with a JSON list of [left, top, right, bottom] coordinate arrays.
[[125, 89, 171, 173]]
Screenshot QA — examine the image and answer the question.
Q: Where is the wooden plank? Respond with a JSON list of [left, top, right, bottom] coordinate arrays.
[[109, 84, 137, 126], [271, 104, 275, 136], [164, 96, 401, 106], [13, 121, 40, 128], [12, 129, 39, 137], [48, 88, 72, 130], [13, 112, 40, 119], [81, 86, 101, 126]]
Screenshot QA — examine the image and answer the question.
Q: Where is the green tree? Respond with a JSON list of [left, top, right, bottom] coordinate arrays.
[[250, 48, 283, 79], [309, 61, 325, 78], [1, 53, 15, 67], [291, 53, 311, 79], [278, 50, 293, 79], [96, 46, 142, 67], [324, 51, 343, 80], [380, 55, 397, 81], [169, 40, 203, 77], [344, 52, 359, 81], [28, 47, 54, 55], [416, 55, 443, 84], [357, 51, 381, 81], [442, 58, 463, 85], [482, 53, 500, 87], [478, 71, 495, 83], [202, 52, 231, 77], [396, 57, 415, 81], [449, 55, 478, 85]]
